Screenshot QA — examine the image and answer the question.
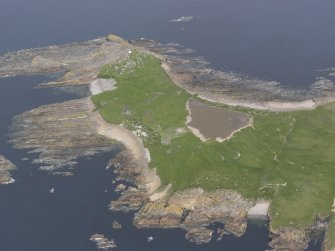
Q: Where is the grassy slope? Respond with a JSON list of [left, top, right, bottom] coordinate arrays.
[[92, 52, 335, 229]]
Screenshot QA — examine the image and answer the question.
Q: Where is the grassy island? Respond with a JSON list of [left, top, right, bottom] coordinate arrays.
[[92, 51, 335, 230]]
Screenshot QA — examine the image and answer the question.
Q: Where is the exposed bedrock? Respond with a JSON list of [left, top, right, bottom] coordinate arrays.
[[9, 98, 118, 171], [107, 146, 259, 243], [0, 35, 130, 87], [131, 187, 254, 242], [0, 155, 16, 184], [131, 38, 335, 109], [323, 213, 335, 251], [2, 35, 331, 248], [269, 217, 328, 251], [185, 227, 213, 244]]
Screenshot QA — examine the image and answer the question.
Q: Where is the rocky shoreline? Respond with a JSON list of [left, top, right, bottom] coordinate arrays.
[[9, 98, 118, 172], [1, 34, 334, 250], [131, 38, 335, 112]]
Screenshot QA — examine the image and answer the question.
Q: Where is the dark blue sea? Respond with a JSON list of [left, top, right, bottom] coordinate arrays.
[[0, 0, 332, 250]]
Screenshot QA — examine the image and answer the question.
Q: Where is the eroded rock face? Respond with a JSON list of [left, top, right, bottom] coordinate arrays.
[[9, 98, 118, 171], [134, 202, 185, 228], [132, 187, 254, 239], [109, 186, 148, 212], [269, 227, 310, 251], [108, 151, 150, 212], [0, 155, 16, 184], [185, 227, 213, 244], [170, 188, 253, 236]]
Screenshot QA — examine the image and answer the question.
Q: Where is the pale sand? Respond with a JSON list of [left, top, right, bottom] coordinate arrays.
[[88, 98, 161, 194], [149, 183, 172, 201], [161, 62, 335, 112], [248, 200, 271, 218]]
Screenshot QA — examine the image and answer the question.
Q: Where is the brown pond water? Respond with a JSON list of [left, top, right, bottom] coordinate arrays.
[[187, 100, 250, 142]]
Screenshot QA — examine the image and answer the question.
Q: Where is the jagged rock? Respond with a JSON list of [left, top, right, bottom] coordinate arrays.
[[168, 188, 253, 236], [90, 234, 117, 250], [185, 227, 213, 244], [269, 227, 310, 251], [216, 227, 230, 241], [134, 202, 184, 228], [224, 212, 248, 237], [115, 184, 127, 192], [109, 186, 148, 212], [0, 155, 16, 184], [112, 221, 122, 229]]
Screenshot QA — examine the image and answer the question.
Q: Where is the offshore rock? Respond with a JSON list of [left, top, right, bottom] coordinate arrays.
[[0, 155, 16, 184], [112, 221, 122, 229], [185, 227, 213, 244], [90, 234, 117, 250]]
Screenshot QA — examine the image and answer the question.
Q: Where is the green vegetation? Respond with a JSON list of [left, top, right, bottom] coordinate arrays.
[[92, 51, 335, 229]]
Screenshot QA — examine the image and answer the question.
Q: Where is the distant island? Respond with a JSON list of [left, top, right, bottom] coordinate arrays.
[[1, 34, 335, 251]]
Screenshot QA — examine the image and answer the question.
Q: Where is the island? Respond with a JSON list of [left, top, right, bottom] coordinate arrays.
[[1, 34, 335, 251]]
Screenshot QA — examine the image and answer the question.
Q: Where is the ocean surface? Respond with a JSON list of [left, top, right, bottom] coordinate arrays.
[[0, 0, 332, 250], [1, 0, 335, 88]]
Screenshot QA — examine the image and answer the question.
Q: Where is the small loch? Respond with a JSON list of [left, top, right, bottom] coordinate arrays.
[[186, 100, 251, 142]]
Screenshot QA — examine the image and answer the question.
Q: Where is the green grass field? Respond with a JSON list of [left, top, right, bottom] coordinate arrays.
[[92, 51, 335, 229]]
